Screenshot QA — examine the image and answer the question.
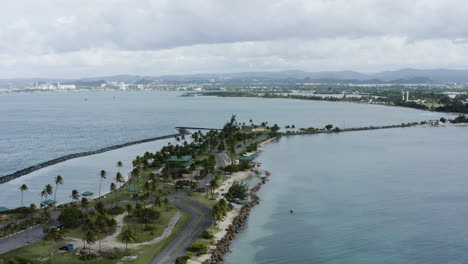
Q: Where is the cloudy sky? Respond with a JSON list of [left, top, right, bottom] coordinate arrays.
[[1, 0, 468, 78]]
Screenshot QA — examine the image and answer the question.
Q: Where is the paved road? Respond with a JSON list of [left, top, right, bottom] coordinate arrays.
[[0, 136, 266, 258], [0, 225, 44, 254], [151, 192, 211, 264]]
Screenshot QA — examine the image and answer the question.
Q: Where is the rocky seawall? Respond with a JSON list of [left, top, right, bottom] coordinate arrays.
[[0, 132, 185, 184], [202, 175, 270, 264]]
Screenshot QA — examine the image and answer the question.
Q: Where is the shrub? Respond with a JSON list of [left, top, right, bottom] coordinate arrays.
[[108, 206, 126, 215], [175, 253, 193, 264], [188, 242, 208, 256], [5, 256, 36, 264], [58, 207, 82, 228], [201, 230, 214, 239]]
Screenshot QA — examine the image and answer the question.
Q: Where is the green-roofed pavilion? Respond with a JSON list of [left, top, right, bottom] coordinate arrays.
[[43, 199, 56, 205], [168, 155, 192, 162], [239, 156, 254, 161], [81, 191, 94, 197], [127, 187, 138, 192], [0, 207, 9, 213], [168, 155, 194, 168]]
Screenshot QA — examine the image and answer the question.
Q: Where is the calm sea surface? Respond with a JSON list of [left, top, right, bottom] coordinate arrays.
[[0, 91, 465, 263], [223, 126, 468, 264]]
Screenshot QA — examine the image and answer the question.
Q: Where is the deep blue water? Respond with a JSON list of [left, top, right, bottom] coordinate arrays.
[[223, 126, 468, 264]]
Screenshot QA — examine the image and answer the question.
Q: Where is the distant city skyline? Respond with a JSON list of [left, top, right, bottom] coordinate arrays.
[[1, 0, 468, 78]]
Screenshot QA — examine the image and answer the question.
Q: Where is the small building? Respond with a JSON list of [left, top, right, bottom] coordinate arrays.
[[243, 126, 269, 132], [168, 155, 194, 168], [238, 156, 255, 164], [0, 207, 9, 213], [42, 199, 56, 207]]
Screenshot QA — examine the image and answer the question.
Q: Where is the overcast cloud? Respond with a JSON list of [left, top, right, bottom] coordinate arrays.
[[1, 0, 468, 78]]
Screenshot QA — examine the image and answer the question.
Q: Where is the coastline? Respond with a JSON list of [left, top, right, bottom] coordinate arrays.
[[188, 137, 276, 264], [200, 94, 466, 116]]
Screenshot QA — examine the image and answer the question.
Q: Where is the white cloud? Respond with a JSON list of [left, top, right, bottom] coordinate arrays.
[[1, 0, 468, 77]]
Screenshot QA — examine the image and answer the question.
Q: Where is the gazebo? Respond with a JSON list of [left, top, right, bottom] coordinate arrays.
[[0, 207, 9, 213], [81, 191, 94, 197], [238, 156, 255, 163], [43, 199, 56, 207]]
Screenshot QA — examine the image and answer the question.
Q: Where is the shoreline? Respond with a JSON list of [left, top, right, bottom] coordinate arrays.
[[198, 173, 270, 264], [188, 138, 275, 264], [200, 94, 466, 116], [0, 132, 185, 184]]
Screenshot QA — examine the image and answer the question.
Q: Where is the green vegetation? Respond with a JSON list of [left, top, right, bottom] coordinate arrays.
[[1, 116, 275, 263], [225, 182, 249, 204], [201, 87, 468, 114]]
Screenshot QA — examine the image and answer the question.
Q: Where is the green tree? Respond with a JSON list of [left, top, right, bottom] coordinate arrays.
[[95, 214, 110, 252], [110, 183, 117, 194], [58, 207, 82, 228], [116, 172, 124, 188], [54, 175, 63, 202], [120, 228, 135, 251], [45, 184, 53, 198], [40, 189, 47, 204], [163, 198, 170, 211], [99, 170, 107, 197], [71, 189, 80, 203], [45, 227, 64, 264], [271, 124, 280, 132], [19, 184, 28, 206], [325, 124, 333, 130], [116, 161, 123, 173], [81, 197, 90, 209], [225, 182, 249, 203]]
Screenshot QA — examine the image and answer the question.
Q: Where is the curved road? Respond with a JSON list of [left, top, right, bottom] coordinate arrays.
[[151, 192, 212, 264], [0, 192, 212, 264]]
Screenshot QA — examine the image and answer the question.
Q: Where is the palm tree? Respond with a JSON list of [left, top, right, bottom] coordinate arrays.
[[116, 161, 123, 173], [110, 183, 117, 193], [99, 170, 107, 197], [54, 175, 63, 202], [81, 197, 90, 210], [40, 189, 47, 205], [120, 228, 135, 251], [71, 189, 80, 203], [115, 172, 124, 188], [19, 184, 28, 206], [42, 184, 53, 204]]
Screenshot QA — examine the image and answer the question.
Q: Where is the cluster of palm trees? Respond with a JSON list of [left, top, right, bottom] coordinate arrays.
[[99, 161, 126, 199], [18, 160, 126, 209]]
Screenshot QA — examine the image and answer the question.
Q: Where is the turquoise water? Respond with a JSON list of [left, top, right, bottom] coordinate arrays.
[[223, 126, 468, 264]]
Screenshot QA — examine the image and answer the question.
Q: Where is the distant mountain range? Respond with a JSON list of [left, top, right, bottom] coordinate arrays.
[[1, 68, 468, 87]]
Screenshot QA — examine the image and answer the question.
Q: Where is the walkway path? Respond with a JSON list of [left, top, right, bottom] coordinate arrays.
[[65, 212, 182, 251]]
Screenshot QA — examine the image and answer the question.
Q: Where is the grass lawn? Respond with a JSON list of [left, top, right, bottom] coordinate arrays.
[[119, 206, 180, 243], [187, 192, 217, 208], [0, 211, 190, 264]]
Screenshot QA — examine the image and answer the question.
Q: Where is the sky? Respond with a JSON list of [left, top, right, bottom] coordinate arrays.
[[1, 0, 468, 78]]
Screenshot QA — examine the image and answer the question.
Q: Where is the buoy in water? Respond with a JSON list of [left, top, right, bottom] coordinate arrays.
[[290, 210, 294, 214]]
